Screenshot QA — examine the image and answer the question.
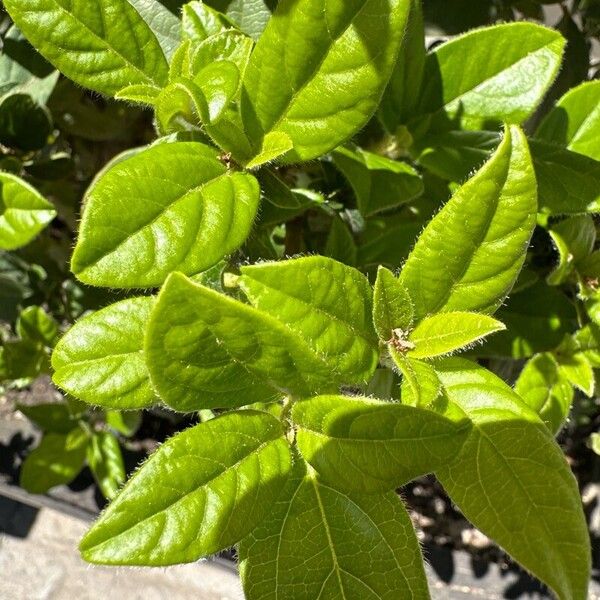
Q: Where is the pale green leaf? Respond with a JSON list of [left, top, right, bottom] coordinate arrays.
[[372, 266, 414, 341], [190, 30, 253, 80], [515, 353, 574, 434], [241, 0, 410, 163], [407, 312, 505, 359], [4, 0, 169, 96], [245, 131, 293, 169], [20, 427, 88, 494], [435, 358, 590, 600], [537, 80, 600, 161], [127, 0, 182, 59], [0, 172, 56, 251], [557, 352, 595, 397], [333, 146, 423, 216], [220, 0, 272, 40], [293, 394, 469, 493], [417, 22, 565, 131], [115, 84, 161, 105], [80, 410, 292, 565], [239, 256, 379, 384], [239, 458, 430, 600], [106, 410, 142, 437], [52, 297, 157, 409], [86, 431, 125, 500], [394, 354, 443, 408], [182, 1, 232, 41], [71, 142, 259, 288], [399, 125, 537, 320]]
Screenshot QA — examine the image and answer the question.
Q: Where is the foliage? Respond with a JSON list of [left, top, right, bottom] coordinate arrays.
[[1, 0, 598, 598]]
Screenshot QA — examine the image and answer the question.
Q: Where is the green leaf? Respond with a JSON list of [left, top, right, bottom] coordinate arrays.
[[245, 131, 293, 169], [407, 312, 505, 359], [324, 216, 357, 266], [435, 358, 590, 600], [52, 297, 157, 409], [0, 172, 56, 251], [379, 0, 425, 132], [80, 410, 292, 565], [127, 0, 182, 60], [0, 339, 48, 381], [395, 354, 443, 408], [417, 22, 565, 131], [536, 80, 600, 161], [530, 138, 600, 215], [71, 142, 260, 288], [190, 30, 253, 80], [399, 125, 537, 320], [557, 352, 595, 397], [86, 431, 125, 500], [591, 433, 600, 456], [182, 2, 232, 41], [0, 93, 53, 152], [481, 281, 577, 359], [220, 0, 272, 40], [20, 427, 88, 494], [3, 0, 169, 96], [17, 402, 76, 434], [239, 457, 430, 600], [292, 394, 469, 493], [241, 0, 410, 163], [515, 353, 574, 434], [106, 410, 142, 437], [548, 215, 596, 285], [333, 147, 424, 216], [372, 266, 414, 341], [239, 256, 379, 384], [115, 84, 161, 105], [146, 272, 371, 410], [17, 305, 58, 347]]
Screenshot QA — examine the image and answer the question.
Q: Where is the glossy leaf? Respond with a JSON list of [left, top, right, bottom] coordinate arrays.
[[239, 458, 430, 600], [52, 297, 157, 409], [537, 80, 600, 161], [0, 172, 56, 251], [20, 427, 88, 494], [417, 22, 565, 131], [245, 131, 293, 169], [86, 431, 126, 500], [372, 266, 414, 341], [435, 359, 590, 600], [71, 142, 260, 287], [515, 353, 574, 434], [293, 394, 469, 493], [239, 257, 379, 384], [3, 0, 169, 96], [407, 312, 505, 359], [128, 0, 181, 60], [241, 0, 410, 163], [399, 126, 537, 320], [333, 147, 423, 216], [80, 410, 292, 565]]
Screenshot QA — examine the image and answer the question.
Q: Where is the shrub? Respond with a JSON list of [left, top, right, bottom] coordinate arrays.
[[1, 0, 597, 598]]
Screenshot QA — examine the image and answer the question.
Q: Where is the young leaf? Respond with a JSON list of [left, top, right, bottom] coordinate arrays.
[[241, 0, 410, 163], [395, 354, 443, 408], [20, 427, 88, 494], [52, 297, 157, 409], [223, 0, 272, 40], [557, 352, 595, 397], [146, 272, 370, 411], [0, 172, 56, 251], [182, 2, 232, 41], [407, 312, 505, 359], [127, 0, 182, 60], [245, 131, 293, 169], [239, 458, 430, 600], [372, 266, 414, 340], [80, 410, 292, 565], [536, 80, 600, 161], [399, 126, 537, 320], [417, 22, 565, 131], [3, 0, 169, 97], [333, 146, 424, 216], [292, 394, 469, 493], [239, 257, 379, 384], [71, 142, 260, 288], [530, 138, 600, 215], [515, 353, 574, 434], [435, 358, 591, 600], [115, 84, 161, 105], [86, 431, 125, 500]]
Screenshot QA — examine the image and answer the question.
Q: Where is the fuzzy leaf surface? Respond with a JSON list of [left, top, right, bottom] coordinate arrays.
[[80, 411, 292, 565], [399, 125, 537, 320], [71, 142, 260, 288], [52, 297, 156, 409]]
